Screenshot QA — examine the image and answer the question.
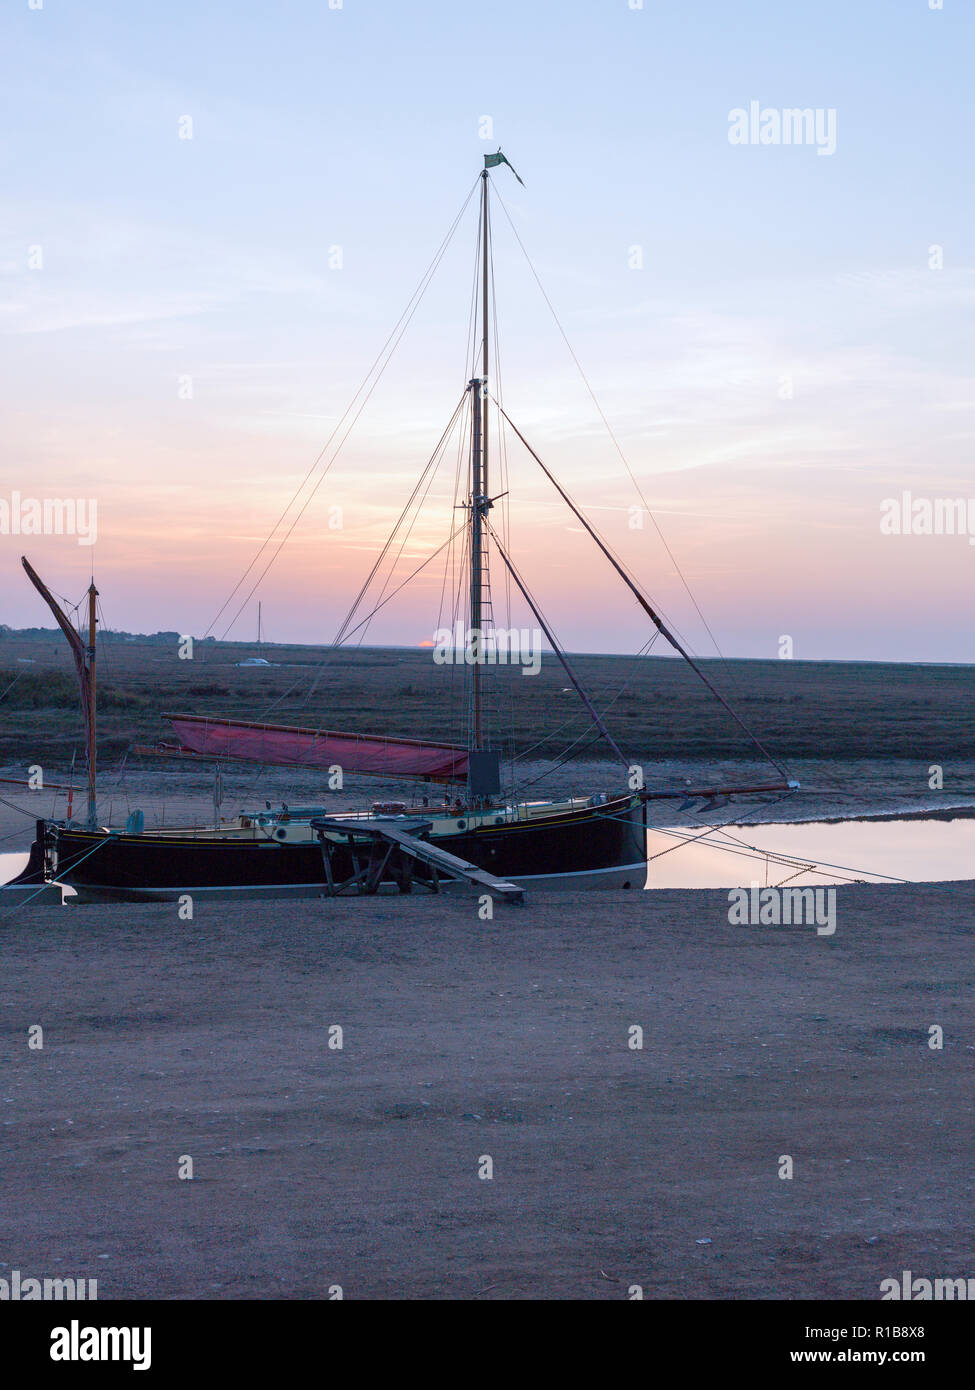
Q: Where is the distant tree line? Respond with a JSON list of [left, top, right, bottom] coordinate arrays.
[[0, 626, 214, 644]]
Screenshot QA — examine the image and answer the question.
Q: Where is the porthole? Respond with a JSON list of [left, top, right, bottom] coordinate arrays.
[[622, 880, 632, 889], [456, 819, 466, 831], [276, 829, 287, 840]]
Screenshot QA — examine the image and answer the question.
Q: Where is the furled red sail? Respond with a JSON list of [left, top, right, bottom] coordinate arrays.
[[162, 713, 469, 781]]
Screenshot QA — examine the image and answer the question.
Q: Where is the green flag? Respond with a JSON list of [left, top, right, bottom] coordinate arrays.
[[484, 149, 524, 185]]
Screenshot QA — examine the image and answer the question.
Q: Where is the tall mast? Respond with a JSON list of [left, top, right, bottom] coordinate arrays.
[[469, 168, 491, 752], [86, 581, 98, 828], [481, 166, 489, 487]]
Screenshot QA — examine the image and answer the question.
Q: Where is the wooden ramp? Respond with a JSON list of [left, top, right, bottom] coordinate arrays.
[[310, 818, 524, 903]]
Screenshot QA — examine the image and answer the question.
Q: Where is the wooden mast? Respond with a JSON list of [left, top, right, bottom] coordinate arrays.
[[469, 166, 491, 753], [86, 580, 98, 828], [20, 557, 99, 827], [481, 166, 489, 506]]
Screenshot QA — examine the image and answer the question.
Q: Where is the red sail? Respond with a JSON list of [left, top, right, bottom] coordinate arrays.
[[163, 713, 469, 781]]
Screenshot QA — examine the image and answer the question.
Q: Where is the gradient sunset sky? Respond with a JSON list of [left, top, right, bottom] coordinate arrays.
[[2, 0, 972, 661]]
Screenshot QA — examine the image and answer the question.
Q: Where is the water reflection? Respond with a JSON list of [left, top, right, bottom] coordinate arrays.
[[646, 818, 975, 889], [0, 852, 29, 885]]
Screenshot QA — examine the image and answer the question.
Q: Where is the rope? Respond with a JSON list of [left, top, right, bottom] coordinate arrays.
[[495, 402, 792, 782], [207, 176, 481, 641], [645, 821, 907, 887], [0, 833, 112, 924], [507, 635, 660, 796], [491, 181, 726, 662], [326, 523, 468, 649], [483, 518, 628, 767], [335, 392, 468, 648], [0, 794, 43, 820], [587, 795, 912, 888], [0, 671, 26, 703]]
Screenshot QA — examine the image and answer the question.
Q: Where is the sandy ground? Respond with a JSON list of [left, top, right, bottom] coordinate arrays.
[[2, 879, 975, 1300]]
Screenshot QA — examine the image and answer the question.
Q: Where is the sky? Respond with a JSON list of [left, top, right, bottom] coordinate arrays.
[[1, 0, 973, 661]]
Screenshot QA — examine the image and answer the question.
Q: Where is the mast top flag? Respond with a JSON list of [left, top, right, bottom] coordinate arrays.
[[484, 149, 524, 184]]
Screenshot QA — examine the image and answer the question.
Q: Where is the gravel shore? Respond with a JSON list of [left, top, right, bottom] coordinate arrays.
[[3, 878, 974, 1299]]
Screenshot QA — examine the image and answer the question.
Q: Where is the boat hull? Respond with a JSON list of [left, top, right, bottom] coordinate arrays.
[[48, 794, 647, 900]]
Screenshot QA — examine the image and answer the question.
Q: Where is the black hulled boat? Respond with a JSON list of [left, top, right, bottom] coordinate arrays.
[[8, 154, 795, 902]]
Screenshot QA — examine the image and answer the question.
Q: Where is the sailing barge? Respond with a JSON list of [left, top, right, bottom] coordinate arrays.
[[8, 155, 796, 902]]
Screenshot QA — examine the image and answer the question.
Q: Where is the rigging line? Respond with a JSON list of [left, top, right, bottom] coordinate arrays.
[[770, 864, 824, 889], [510, 728, 618, 790], [509, 722, 631, 795], [0, 793, 43, 819], [437, 393, 470, 632], [698, 821, 813, 856], [353, 463, 449, 652], [596, 791, 790, 861], [494, 403, 792, 782], [353, 399, 467, 652], [0, 834, 111, 925], [483, 518, 628, 768], [509, 634, 659, 781], [709, 841, 824, 885], [251, 512, 455, 716], [468, 194, 484, 379], [450, 520, 471, 756], [499, 411, 697, 654], [208, 176, 481, 641], [487, 196, 513, 632], [94, 596, 114, 687], [645, 821, 909, 886], [645, 830, 863, 885], [331, 522, 468, 648], [445, 194, 480, 703], [487, 212, 517, 790], [673, 780, 791, 845], [649, 790, 820, 864], [647, 820, 802, 869], [45, 583, 86, 620], [333, 390, 468, 648], [439, 198, 480, 633], [0, 670, 26, 703], [343, 428, 461, 650], [220, 283, 457, 646], [438, 443, 467, 654], [506, 606, 656, 786], [517, 731, 613, 783], [510, 634, 658, 766], [696, 820, 909, 886], [0, 824, 37, 842], [491, 182, 726, 662]]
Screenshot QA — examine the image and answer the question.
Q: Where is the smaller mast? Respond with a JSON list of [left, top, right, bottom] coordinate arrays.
[[20, 558, 99, 828], [86, 580, 98, 829]]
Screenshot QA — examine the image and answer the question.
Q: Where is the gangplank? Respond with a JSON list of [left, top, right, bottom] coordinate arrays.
[[310, 817, 524, 903]]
